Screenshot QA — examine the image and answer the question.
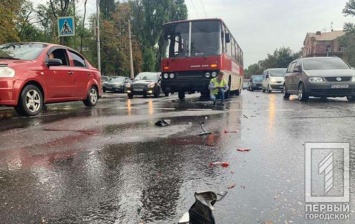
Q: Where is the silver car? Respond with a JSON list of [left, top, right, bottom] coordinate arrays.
[[283, 57, 355, 101]]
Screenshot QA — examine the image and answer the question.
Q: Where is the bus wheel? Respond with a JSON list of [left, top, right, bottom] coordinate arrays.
[[178, 91, 185, 100]]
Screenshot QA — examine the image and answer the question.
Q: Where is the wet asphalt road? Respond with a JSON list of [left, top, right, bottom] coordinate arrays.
[[0, 91, 354, 224]]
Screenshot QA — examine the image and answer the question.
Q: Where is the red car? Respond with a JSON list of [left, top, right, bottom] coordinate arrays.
[[0, 42, 102, 116]]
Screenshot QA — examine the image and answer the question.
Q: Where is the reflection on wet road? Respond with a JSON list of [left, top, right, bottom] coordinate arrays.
[[0, 92, 354, 223]]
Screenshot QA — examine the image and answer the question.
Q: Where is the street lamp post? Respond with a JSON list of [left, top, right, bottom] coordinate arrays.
[[128, 19, 134, 79], [96, 0, 101, 72]]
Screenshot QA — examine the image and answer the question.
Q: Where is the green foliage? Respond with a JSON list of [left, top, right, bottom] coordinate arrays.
[[341, 0, 355, 66], [0, 0, 23, 43], [244, 47, 300, 78], [244, 63, 264, 79], [100, 0, 115, 19], [343, 0, 355, 16], [130, 0, 188, 71]]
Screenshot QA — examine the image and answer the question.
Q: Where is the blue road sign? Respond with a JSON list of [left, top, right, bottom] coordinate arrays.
[[58, 17, 75, 37]]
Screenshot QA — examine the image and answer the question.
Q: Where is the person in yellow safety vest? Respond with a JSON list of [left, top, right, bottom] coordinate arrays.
[[209, 71, 229, 105]]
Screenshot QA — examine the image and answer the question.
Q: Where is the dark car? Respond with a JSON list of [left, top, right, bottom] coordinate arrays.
[[248, 75, 263, 91], [103, 76, 131, 93], [283, 57, 355, 101], [126, 72, 162, 98], [243, 81, 249, 90], [0, 42, 102, 116]]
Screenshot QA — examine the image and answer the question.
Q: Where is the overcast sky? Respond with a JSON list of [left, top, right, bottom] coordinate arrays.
[[184, 0, 353, 67], [34, 0, 353, 67]]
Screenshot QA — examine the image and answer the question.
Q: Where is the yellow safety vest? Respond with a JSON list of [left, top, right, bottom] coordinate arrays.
[[210, 78, 227, 95]]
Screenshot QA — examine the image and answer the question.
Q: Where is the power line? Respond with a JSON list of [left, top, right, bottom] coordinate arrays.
[[199, 0, 207, 17], [190, 0, 199, 18]]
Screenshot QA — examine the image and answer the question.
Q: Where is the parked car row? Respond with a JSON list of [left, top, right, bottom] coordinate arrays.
[[247, 68, 287, 92], [102, 76, 132, 93], [246, 57, 355, 102]]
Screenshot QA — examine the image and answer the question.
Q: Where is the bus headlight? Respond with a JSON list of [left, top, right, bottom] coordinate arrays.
[[211, 72, 217, 77], [169, 73, 175, 78], [205, 72, 211, 78], [163, 73, 169, 79]]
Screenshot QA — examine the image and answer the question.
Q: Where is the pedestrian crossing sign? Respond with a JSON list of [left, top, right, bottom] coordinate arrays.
[[58, 16, 75, 37]]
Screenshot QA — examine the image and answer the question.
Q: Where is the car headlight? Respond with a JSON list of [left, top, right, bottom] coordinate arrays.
[[125, 83, 131, 88], [164, 73, 169, 79], [0, 67, 15, 77], [308, 77, 324, 83], [211, 72, 217, 77], [169, 73, 175, 78], [270, 78, 277, 83], [148, 82, 155, 88], [205, 72, 210, 78]]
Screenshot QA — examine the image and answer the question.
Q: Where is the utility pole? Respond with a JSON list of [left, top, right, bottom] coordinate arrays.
[[129, 19, 134, 79], [96, 0, 101, 72]]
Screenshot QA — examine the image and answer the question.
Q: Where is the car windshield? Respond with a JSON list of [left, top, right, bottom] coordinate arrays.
[[303, 58, 350, 70], [111, 77, 125, 82], [135, 73, 159, 81], [269, 69, 287, 77], [0, 43, 47, 60], [253, 75, 263, 81]]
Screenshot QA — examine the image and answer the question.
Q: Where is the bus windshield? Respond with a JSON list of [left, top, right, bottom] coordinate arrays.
[[161, 20, 221, 58]]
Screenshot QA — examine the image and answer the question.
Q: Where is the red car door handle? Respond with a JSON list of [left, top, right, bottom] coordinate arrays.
[[68, 71, 73, 75]]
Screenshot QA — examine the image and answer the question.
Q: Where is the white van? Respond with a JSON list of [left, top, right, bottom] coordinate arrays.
[[262, 68, 287, 93]]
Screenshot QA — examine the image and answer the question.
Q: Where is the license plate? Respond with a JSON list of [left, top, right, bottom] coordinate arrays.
[[134, 88, 143, 91], [330, 84, 349, 88]]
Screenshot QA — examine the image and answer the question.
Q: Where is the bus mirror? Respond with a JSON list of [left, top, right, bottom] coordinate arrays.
[[225, 33, 230, 43]]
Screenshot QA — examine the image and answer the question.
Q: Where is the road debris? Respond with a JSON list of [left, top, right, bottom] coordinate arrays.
[[237, 148, 251, 152], [155, 119, 171, 127], [227, 184, 236, 189], [224, 130, 238, 133], [209, 161, 230, 168]]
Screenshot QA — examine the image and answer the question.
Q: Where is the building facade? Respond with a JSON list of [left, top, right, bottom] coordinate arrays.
[[302, 30, 345, 57]]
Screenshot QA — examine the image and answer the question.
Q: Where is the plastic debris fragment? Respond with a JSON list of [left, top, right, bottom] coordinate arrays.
[[224, 130, 238, 133], [209, 161, 229, 168], [155, 119, 171, 127], [227, 184, 236, 189], [237, 148, 251, 152]]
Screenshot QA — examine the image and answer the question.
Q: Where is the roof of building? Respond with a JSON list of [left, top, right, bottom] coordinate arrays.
[[305, 30, 345, 42]]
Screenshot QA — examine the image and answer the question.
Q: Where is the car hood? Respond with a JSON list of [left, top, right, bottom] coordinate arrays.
[[0, 59, 35, 67], [305, 69, 355, 77], [132, 80, 156, 85], [109, 81, 123, 85], [269, 76, 284, 81]]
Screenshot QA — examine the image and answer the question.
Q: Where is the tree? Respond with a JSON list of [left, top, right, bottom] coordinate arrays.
[[260, 47, 299, 69], [244, 63, 263, 79], [0, 0, 23, 43], [16, 1, 46, 42], [100, 0, 115, 19], [130, 0, 188, 71], [341, 0, 355, 66], [244, 47, 300, 77]]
